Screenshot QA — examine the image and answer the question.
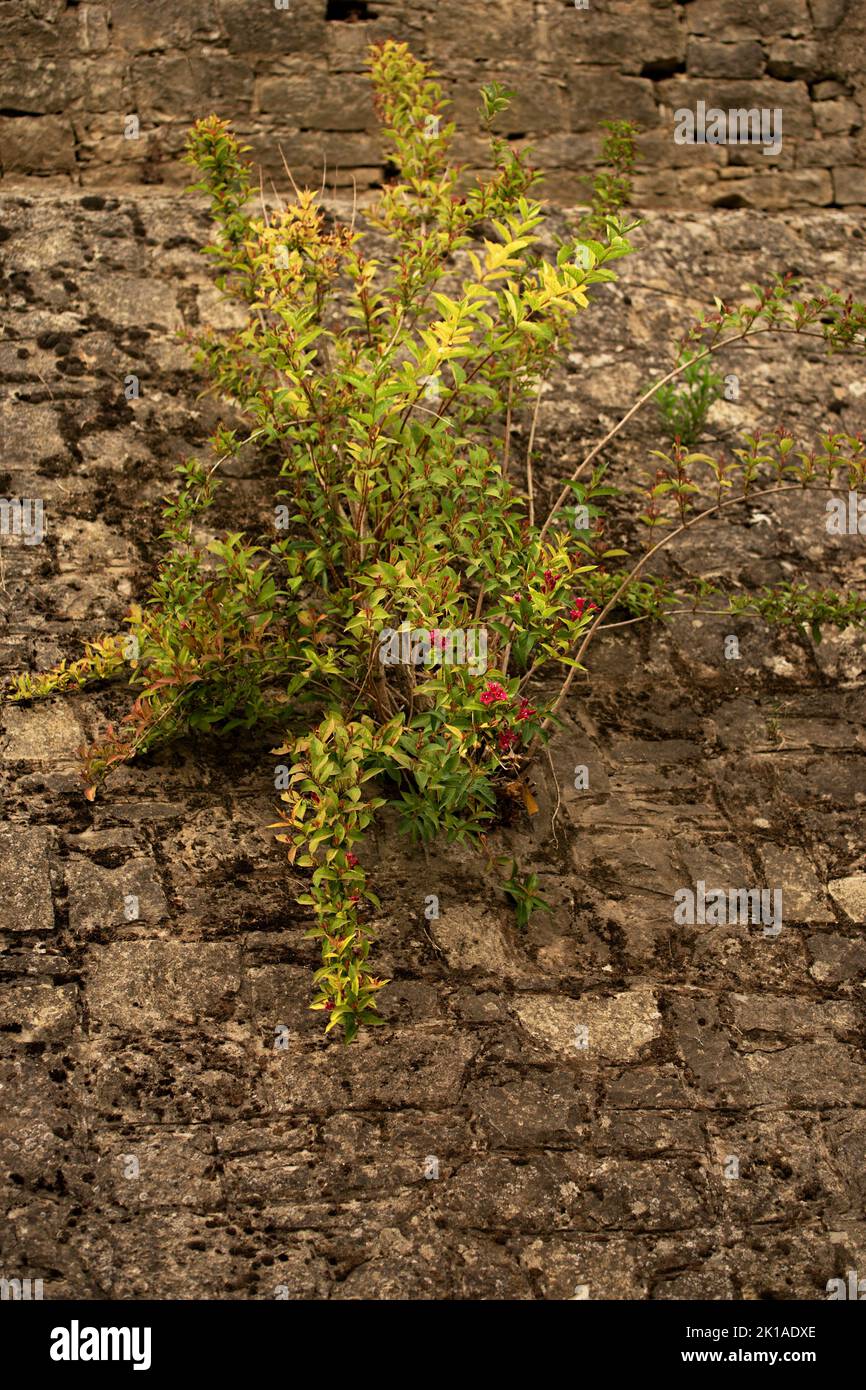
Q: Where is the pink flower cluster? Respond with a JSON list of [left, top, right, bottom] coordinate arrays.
[[478, 683, 537, 756], [479, 681, 508, 706]]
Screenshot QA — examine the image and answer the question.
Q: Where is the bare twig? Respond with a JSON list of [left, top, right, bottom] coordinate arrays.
[[277, 143, 302, 202], [544, 742, 562, 848]]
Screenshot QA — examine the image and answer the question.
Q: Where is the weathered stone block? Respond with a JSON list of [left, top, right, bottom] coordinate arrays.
[[657, 76, 814, 141], [111, 0, 223, 54], [76, 4, 111, 54], [131, 54, 255, 120], [267, 1028, 476, 1112], [0, 979, 76, 1040], [687, 0, 809, 39], [813, 80, 852, 99], [435, 1152, 576, 1232], [725, 167, 833, 207], [1, 705, 83, 766], [66, 856, 169, 935], [467, 1072, 590, 1147], [559, 4, 686, 77], [802, 134, 860, 167], [258, 73, 374, 130], [91, 1128, 221, 1210], [0, 1057, 83, 1182], [814, 97, 862, 135], [85, 941, 243, 1033], [566, 70, 660, 132], [512, 985, 661, 1061], [220, 0, 328, 55], [429, 903, 534, 981], [756, 844, 834, 921], [766, 39, 822, 80], [809, 0, 850, 28], [0, 116, 76, 174], [806, 933, 866, 986], [0, 61, 72, 116], [520, 1233, 649, 1300], [686, 39, 765, 80], [730, 991, 858, 1039], [828, 873, 866, 920], [577, 1157, 709, 1231], [0, 402, 66, 467], [744, 1042, 866, 1105], [669, 995, 750, 1103]]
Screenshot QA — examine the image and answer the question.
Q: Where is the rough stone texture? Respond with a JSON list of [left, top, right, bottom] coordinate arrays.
[[0, 0, 865, 209], [1, 190, 866, 1301], [512, 985, 662, 1060], [828, 874, 866, 921]]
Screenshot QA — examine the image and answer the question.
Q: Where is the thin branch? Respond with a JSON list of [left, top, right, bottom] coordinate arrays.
[[502, 375, 514, 479], [538, 325, 753, 542], [537, 323, 860, 544], [544, 741, 562, 849], [533, 480, 826, 744], [525, 368, 546, 527], [258, 166, 271, 227], [278, 143, 302, 202]]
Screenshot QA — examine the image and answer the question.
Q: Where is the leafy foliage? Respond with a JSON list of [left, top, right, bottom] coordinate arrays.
[[579, 119, 639, 236], [8, 44, 866, 1039]]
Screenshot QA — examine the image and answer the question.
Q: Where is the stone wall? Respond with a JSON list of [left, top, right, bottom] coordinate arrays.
[[2, 191, 866, 1297], [0, 0, 864, 209]]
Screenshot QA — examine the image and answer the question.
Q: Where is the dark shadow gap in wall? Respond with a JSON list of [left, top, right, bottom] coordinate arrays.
[[325, 1, 378, 20], [371, 158, 400, 188], [640, 60, 686, 80]]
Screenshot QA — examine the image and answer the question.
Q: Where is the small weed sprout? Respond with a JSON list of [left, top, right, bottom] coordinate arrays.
[[652, 351, 724, 448]]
